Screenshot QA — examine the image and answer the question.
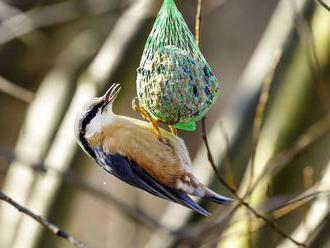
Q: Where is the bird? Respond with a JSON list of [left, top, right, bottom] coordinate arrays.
[[134, 0, 220, 139], [75, 83, 232, 216]]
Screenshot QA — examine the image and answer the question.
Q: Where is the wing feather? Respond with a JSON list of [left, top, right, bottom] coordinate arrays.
[[94, 147, 209, 216], [99, 118, 193, 187]]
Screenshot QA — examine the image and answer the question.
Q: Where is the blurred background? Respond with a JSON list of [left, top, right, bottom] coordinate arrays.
[[0, 0, 329, 247]]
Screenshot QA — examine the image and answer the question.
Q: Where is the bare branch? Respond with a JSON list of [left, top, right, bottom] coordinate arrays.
[[314, 0, 330, 11], [195, 0, 202, 46], [0, 191, 89, 248], [0, 145, 170, 234], [219, 121, 237, 189], [196, 0, 305, 245], [208, 190, 330, 245], [278, 158, 330, 247], [201, 120, 307, 247], [247, 115, 330, 196], [271, 190, 330, 219], [191, 187, 329, 246], [244, 51, 282, 245]]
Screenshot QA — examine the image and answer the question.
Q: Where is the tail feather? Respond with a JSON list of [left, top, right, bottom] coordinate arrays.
[[203, 188, 233, 205], [176, 193, 210, 216], [180, 174, 233, 206]]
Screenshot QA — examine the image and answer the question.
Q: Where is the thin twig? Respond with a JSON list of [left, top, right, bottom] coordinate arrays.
[[200, 188, 329, 246], [208, 190, 330, 245], [197, 121, 251, 187], [201, 120, 307, 247], [195, 115, 330, 245], [314, 0, 330, 11], [0, 191, 89, 248], [247, 115, 330, 197], [273, 189, 329, 214], [278, 158, 330, 247], [245, 50, 282, 247], [0, 145, 170, 233], [271, 191, 329, 220], [195, 0, 202, 46], [195, 0, 304, 245], [304, 211, 330, 245], [219, 121, 237, 189]]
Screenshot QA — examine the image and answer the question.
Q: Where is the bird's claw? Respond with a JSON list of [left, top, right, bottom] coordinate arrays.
[[168, 125, 177, 135], [167, 111, 180, 136], [132, 97, 166, 142]]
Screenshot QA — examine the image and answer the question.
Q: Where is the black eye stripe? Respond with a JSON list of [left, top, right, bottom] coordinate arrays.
[[79, 101, 103, 159], [81, 103, 102, 133]]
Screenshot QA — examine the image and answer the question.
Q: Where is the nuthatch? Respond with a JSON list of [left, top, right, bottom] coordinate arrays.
[[75, 83, 232, 216]]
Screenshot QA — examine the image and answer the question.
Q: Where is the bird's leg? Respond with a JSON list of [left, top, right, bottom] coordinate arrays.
[[168, 125, 177, 135], [132, 97, 149, 120], [167, 111, 180, 136], [132, 97, 164, 141]]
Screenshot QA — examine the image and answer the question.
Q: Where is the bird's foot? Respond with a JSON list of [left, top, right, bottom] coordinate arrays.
[[150, 120, 166, 143], [132, 97, 149, 120], [132, 97, 166, 143], [167, 112, 180, 136]]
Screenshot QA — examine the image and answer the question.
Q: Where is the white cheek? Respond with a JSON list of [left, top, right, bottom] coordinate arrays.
[[85, 108, 115, 138], [85, 113, 103, 138]]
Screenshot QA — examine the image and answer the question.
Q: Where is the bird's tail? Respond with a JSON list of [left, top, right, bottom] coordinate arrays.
[[203, 188, 233, 205]]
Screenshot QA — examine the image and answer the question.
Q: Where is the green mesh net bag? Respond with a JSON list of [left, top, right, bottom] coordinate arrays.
[[136, 0, 220, 131]]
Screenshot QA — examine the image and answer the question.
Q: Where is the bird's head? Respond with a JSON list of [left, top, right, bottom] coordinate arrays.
[[75, 83, 121, 155]]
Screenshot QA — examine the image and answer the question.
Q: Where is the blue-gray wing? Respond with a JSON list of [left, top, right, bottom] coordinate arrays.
[[93, 147, 210, 216]]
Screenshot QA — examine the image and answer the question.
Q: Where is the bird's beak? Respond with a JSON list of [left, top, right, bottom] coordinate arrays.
[[100, 83, 121, 112], [103, 83, 121, 104]]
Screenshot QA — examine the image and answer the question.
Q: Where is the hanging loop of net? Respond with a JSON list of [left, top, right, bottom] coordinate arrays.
[[136, 0, 220, 131]]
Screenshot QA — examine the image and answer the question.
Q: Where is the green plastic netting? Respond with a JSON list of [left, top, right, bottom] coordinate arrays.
[[136, 0, 220, 131]]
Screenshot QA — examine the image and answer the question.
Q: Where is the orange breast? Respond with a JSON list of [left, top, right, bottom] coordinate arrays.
[[87, 119, 187, 187]]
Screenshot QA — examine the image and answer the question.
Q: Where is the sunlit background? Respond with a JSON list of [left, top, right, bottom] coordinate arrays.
[[0, 0, 330, 247]]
